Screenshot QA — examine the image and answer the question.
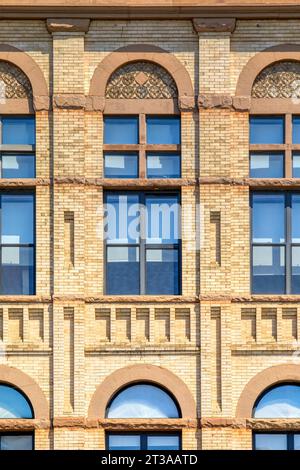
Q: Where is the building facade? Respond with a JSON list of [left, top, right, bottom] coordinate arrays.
[[1, 0, 300, 451]]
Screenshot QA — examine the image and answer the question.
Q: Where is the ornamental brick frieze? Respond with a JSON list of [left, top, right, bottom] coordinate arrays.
[[252, 60, 300, 98]]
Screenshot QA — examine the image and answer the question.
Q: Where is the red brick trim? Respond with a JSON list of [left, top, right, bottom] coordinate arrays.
[[88, 364, 197, 420], [88, 44, 195, 113], [236, 364, 300, 418], [0, 365, 49, 419]]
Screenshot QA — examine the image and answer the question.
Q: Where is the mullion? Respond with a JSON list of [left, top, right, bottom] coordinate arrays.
[[286, 193, 292, 294]]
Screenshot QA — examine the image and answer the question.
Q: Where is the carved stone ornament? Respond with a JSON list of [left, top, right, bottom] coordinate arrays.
[[106, 61, 178, 99], [252, 61, 300, 99], [0, 61, 32, 100]]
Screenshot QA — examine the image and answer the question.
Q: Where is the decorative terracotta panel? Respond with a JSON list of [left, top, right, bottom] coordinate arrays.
[[0, 61, 32, 99], [252, 61, 300, 98]]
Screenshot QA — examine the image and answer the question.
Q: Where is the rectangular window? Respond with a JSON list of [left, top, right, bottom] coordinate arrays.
[[251, 192, 300, 294], [250, 116, 284, 144], [0, 117, 35, 178], [250, 153, 284, 178], [254, 433, 300, 450], [107, 433, 180, 451], [0, 193, 35, 295], [293, 116, 300, 144], [103, 115, 181, 178], [105, 191, 180, 295], [0, 434, 33, 451]]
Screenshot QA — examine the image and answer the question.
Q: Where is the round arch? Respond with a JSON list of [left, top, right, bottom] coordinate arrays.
[[236, 364, 300, 418], [88, 44, 194, 107], [0, 364, 49, 419], [88, 364, 197, 420], [236, 44, 300, 97]]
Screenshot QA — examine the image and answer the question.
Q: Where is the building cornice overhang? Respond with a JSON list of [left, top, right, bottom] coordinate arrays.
[[3, 2, 300, 20]]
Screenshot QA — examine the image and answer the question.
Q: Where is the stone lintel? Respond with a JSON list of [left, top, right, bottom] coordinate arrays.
[[46, 18, 90, 33], [193, 18, 236, 34], [198, 94, 251, 111]]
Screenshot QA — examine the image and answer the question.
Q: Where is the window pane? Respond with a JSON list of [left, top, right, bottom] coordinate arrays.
[[2, 117, 35, 145], [108, 435, 140, 451], [250, 153, 284, 178], [292, 247, 300, 294], [293, 116, 300, 144], [293, 435, 300, 450], [147, 435, 180, 450], [107, 384, 179, 418], [250, 116, 284, 144], [147, 117, 180, 144], [1, 435, 33, 451], [254, 434, 287, 450], [147, 153, 180, 178], [254, 384, 300, 418], [293, 153, 300, 177], [252, 246, 285, 294], [2, 154, 35, 178], [146, 194, 180, 244], [106, 246, 139, 295], [252, 193, 285, 243], [1, 246, 34, 295], [0, 385, 32, 418], [104, 153, 138, 178], [105, 193, 140, 244], [146, 248, 179, 295], [104, 117, 138, 144], [292, 194, 300, 243], [1, 194, 34, 244]]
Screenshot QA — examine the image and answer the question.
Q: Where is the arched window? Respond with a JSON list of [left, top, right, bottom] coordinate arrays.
[[106, 383, 181, 450], [253, 383, 300, 450], [0, 384, 33, 450], [250, 60, 300, 296], [106, 383, 180, 418]]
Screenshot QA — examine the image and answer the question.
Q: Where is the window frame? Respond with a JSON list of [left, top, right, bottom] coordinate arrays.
[[249, 114, 300, 178], [250, 190, 300, 295], [106, 432, 182, 451], [103, 114, 181, 179], [0, 190, 36, 296], [104, 190, 181, 296], [0, 116, 36, 178]]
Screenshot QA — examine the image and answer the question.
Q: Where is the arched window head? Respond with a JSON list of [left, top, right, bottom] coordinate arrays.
[[0, 384, 33, 419], [253, 383, 300, 418], [0, 61, 32, 100], [105, 61, 178, 100], [106, 383, 181, 418], [252, 61, 300, 99]]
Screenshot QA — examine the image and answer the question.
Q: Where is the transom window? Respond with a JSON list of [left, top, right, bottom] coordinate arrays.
[[0, 192, 35, 295], [106, 383, 180, 418], [249, 115, 300, 178], [251, 192, 300, 294], [107, 433, 180, 451], [104, 115, 181, 179], [104, 191, 180, 295], [0, 116, 35, 178], [253, 384, 300, 450]]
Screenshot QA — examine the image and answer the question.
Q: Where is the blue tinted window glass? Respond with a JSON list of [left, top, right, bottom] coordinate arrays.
[[147, 153, 180, 178], [292, 194, 300, 243], [106, 247, 139, 295], [1, 194, 34, 245], [107, 384, 179, 418], [0, 385, 32, 418], [293, 153, 300, 177], [2, 117, 35, 145], [147, 436, 180, 451], [104, 117, 138, 144], [105, 193, 140, 244], [250, 116, 284, 144], [0, 435, 33, 450], [252, 246, 285, 294], [250, 153, 284, 178], [146, 194, 180, 244], [147, 117, 180, 144], [2, 154, 35, 178], [254, 434, 287, 451], [108, 435, 140, 451], [1, 246, 34, 295], [104, 153, 138, 178], [146, 248, 179, 295], [292, 246, 300, 294], [293, 116, 300, 144], [252, 193, 285, 243], [254, 384, 300, 418]]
